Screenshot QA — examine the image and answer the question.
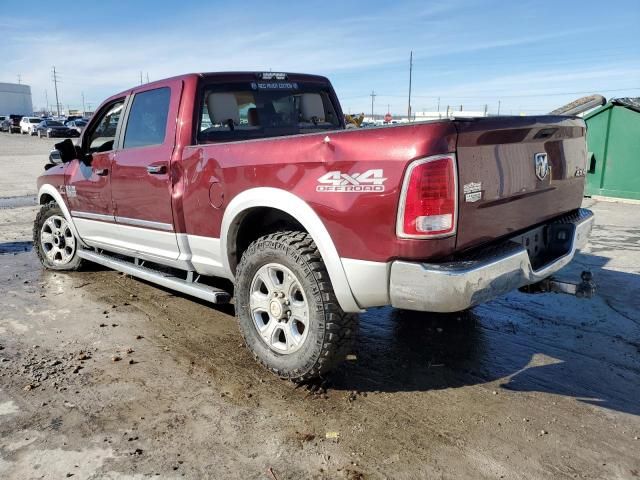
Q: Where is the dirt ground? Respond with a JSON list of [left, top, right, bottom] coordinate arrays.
[[1, 133, 639, 479]]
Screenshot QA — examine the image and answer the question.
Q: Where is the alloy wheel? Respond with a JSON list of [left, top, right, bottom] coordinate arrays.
[[40, 215, 76, 266], [249, 263, 310, 354]]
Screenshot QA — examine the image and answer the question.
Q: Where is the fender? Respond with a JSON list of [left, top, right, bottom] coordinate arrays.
[[221, 187, 363, 313], [37, 184, 87, 247]]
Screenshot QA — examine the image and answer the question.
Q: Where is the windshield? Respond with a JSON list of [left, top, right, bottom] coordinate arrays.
[[76, 120, 87, 126], [197, 81, 341, 143]]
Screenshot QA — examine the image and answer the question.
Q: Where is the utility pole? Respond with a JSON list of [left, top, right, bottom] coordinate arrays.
[[437, 97, 440, 112], [17, 74, 22, 84], [44, 90, 49, 113], [52, 66, 61, 117], [370, 90, 376, 120], [140, 71, 144, 85], [407, 50, 413, 122], [146, 72, 150, 83], [81, 92, 86, 116], [497, 100, 501, 115]]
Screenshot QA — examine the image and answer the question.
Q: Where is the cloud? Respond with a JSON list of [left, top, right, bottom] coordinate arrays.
[[1, 0, 637, 116]]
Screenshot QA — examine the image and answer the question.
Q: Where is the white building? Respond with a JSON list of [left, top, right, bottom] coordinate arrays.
[[0, 82, 33, 115]]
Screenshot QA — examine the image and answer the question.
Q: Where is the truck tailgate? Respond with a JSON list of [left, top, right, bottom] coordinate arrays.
[[454, 116, 587, 251]]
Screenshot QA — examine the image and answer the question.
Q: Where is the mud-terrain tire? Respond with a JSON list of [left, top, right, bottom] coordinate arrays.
[[33, 202, 83, 271], [235, 231, 357, 382]]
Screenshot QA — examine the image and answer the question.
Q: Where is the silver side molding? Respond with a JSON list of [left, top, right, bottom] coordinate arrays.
[[70, 210, 115, 222], [77, 249, 230, 304], [70, 210, 173, 232], [115, 216, 174, 231]]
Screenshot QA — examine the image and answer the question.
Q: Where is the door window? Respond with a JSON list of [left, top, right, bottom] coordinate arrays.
[[87, 100, 125, 153], [123, 87, 171, 149]]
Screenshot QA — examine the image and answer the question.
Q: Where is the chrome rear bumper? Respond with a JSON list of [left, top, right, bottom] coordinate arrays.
[[389, 209, 594, 312]]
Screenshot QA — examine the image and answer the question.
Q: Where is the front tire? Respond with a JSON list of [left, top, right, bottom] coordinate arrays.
[[33, 202, 83, 271], [235, 231, 357, 382]]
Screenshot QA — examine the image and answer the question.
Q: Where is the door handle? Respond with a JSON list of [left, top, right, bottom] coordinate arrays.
[[147, 165, 167, 175], [95, 168, 109, 176]]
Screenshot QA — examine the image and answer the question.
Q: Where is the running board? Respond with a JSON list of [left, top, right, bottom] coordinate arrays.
[[77, 249, 231, 304]]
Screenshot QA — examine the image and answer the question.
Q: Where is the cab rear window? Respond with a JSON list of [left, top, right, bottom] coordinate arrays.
[[196, 81, 341, 143]]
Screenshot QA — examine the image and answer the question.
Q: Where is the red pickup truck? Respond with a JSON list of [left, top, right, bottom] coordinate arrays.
[[34, 72, 593, 381]]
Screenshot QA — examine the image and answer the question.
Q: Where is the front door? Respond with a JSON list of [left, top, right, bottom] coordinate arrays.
[[110, 84, 179, 261], [67, 99, 125, 247]]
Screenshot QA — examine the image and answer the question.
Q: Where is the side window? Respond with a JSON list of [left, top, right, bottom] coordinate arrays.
[[123, 87, 170, 149], [87, 100, 125, 153]]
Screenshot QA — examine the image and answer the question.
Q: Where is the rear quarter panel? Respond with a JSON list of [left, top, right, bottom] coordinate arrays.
[[177, 122, 457, 262]]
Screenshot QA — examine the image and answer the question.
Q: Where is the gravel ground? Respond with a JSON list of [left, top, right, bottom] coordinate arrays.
[[1, 133, 639, 479]]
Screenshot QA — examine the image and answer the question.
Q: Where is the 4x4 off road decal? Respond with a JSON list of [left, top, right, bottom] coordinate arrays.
[[316, 169, 387, 193]]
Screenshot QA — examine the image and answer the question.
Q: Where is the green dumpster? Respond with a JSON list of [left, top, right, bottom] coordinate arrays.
[[585, 98, 640, 200]]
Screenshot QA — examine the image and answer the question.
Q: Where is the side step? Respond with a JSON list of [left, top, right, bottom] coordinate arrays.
[[77, 249, 231, 304]]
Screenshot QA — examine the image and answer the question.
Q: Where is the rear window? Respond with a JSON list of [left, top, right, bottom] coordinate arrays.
[[196, 81, 341, 143], [29, 118, 41, 123], [47, 121, 63, 127]]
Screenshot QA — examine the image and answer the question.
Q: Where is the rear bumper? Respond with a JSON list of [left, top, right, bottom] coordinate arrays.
[[389, 208, 594, 312]]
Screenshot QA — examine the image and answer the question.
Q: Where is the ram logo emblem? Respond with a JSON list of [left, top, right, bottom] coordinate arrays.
[[534, 153, 550, 181]]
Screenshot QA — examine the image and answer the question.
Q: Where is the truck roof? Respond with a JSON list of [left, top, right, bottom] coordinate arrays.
[[105, 71, 331, 103]]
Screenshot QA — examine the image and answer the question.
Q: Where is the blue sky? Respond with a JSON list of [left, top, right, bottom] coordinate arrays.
[[1, 0, 639, 115]]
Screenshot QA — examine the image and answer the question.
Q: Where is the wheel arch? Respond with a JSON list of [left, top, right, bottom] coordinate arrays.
[[221, 188, 362, 313], [37, 184, 85, 246]]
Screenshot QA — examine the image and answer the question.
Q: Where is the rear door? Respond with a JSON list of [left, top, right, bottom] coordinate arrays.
[[454, 116, 587, 251], [110, 82, 181, 261]]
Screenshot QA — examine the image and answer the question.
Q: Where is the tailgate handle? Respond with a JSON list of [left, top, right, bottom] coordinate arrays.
[[147, 165, 166, 175]]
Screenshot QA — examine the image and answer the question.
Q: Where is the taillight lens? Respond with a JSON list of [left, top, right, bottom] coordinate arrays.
[[397, 154, 457, 238]]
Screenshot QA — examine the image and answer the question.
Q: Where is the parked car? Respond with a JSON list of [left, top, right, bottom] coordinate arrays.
[[2, 114, 22, 133], [35, 119, 79, 138], [64, 119, 88, 134], [35, 71, 594, 382], [20, 116, 43, 135]]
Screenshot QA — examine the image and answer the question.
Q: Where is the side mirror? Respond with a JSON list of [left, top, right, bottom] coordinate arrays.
[[49, 149, 63, 164], [53, 138, 78, 163]]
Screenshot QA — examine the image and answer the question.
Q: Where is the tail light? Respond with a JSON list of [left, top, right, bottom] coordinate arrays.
[[396, 154, 458, 238]]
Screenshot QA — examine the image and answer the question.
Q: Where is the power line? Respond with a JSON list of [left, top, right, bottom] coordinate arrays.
[[370, 90, 376, 118], [52, 66, 61, 117], [407, 50, 413, 122], [358, 87, 640, 100]]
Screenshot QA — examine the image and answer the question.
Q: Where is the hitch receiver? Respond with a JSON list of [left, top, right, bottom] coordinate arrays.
[[520, 270, 596, 298]]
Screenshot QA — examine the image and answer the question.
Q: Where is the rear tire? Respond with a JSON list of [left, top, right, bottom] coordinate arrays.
[[235, 231, 357, 382], [33, 202, 83, 271]]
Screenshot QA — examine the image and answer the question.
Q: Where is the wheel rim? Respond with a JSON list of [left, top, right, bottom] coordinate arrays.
[[40, 215, 76, 266], [249, 263, 310, 355]]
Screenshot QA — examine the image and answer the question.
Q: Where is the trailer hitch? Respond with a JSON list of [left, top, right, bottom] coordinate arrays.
[[520, 271, 596, 298]]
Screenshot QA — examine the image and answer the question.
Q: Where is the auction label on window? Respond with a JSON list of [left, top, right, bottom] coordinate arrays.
[[251, 82, 299, 90]]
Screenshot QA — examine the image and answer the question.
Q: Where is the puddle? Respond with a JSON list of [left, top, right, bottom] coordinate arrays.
[[0, 195, 37, 209], [0, 241, 33, 254]]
